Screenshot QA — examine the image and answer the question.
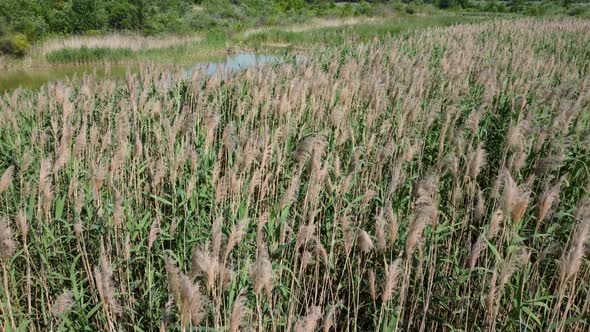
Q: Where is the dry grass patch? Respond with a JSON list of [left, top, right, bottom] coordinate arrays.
[[35, 33, 202, 56]]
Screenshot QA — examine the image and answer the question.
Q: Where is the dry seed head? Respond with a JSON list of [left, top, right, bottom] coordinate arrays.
[[178, 273, 206, 328], [375, 211, 387, 252], [211, 216, 223, 259], [148, 218, 161, 252], [0, 165, 15, 194], [507, 118, 529, 151], [382, 258, 402, 303], [191, 246, 219, 291], [165, 256, 181, 302], [21, 151, 34, 173], [441, 153, 458, 177], [487, 267, 499, 317], [559, 219, 589, 282], [312, 238, 328, 265], [467, 145, 486, 180], [222, 121, 237, 152], [229, 293, 249, 332], [92, 164, 106, 194], [368, 269, 376, 301], [224, 219, 248, 263], [468, 234, 486, 269], [357, 229, 374, 254], [94, 262, 121, 316], [502, 169, 517, 213], [323, 304, 338, 332], [112, 189, 123, 229], [294, 135, 316, 164], [499, 246, 530, 292], [281, 173, 301, 209], [488, 209, 504, 240], [16, 210, 28, 240], [536, 182, 561, 222], [384, 203, 399, 245], [511, 187, 530, 222], [74, 122, 87, 157], [0, 219, 17, 260], [295, 223, 314, 252], [301, 250, 314, 273], [74, 220, 83, 240], [294, 306, 322, 332], [406, 203, 437, 257], [475, 189, 486, 223], [249, 254, 273, 298], [52, 290, 74, 316]]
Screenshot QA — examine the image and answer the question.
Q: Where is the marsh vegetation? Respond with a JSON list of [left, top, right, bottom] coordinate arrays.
[[0, 17, 589, 331]]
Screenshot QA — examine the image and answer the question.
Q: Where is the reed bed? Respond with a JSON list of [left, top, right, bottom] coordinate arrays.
[[0, 18, 589, 331], [241, 17, 385, 37], [36, 34, 202, 56]]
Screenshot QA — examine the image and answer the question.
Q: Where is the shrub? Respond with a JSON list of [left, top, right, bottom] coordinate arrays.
[[525, 4, 546, 16], [0, 37, 17, 56], [13, 34, 30, 55], [568, 4, 590, 17], [0, 34, 28, 57], [356, 1, 373, 16]]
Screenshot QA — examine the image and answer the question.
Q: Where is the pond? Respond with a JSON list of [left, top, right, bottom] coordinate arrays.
[[0, 53, 281, 93]]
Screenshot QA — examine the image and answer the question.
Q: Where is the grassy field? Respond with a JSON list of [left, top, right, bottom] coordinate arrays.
[[0, 17, 589, 332], [12, 15, 489, 67], [0, 14, 492, 93]]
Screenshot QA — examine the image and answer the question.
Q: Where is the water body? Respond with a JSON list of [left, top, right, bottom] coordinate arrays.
[[189, 53, 281, 77], [0, 53, 281, 93]]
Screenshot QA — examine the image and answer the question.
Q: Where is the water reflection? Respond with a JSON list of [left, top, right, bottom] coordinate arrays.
[[187, 53, 281, 77]]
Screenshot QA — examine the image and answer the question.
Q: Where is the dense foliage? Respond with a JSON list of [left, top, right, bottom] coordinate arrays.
[[1, 1, 589, 59], [0, 18, 589, 331], [0, 0, 348, 37], [1, 1, 588, 40]]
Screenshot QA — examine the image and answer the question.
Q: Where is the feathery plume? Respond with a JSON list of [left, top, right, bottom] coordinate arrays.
[[148, 218, 161, 252], [511, 186, 530, 223], [467, 145, 486, 180], [229, 293, 249, 332], [0, 219, 16, 260], [15, 210, 28, 240], [357, 229, 374, 254], [249, 254, 273, 299], [191, 246, 219, 291], [294, 306, 322, 332], [165, 255, 181, 302], [368, 269, 376, 301], [178, 273, 206, 328], [382, 258, 402, 303], [94, 260, 121, 316], [488, 209, 503, 240], [224, 219, 248, 263], [502, 169, 517, 213], [384, 203, 399, 245], [0, 166, 14, 194], [375, 211, 387, 252], [499, 246, 530, 292], [52, 290, 74, 316], [559, 218, 589, 282], [323, 304, 338, 332], [468, 234, 486, 269], [536, 181, 561, 222]]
